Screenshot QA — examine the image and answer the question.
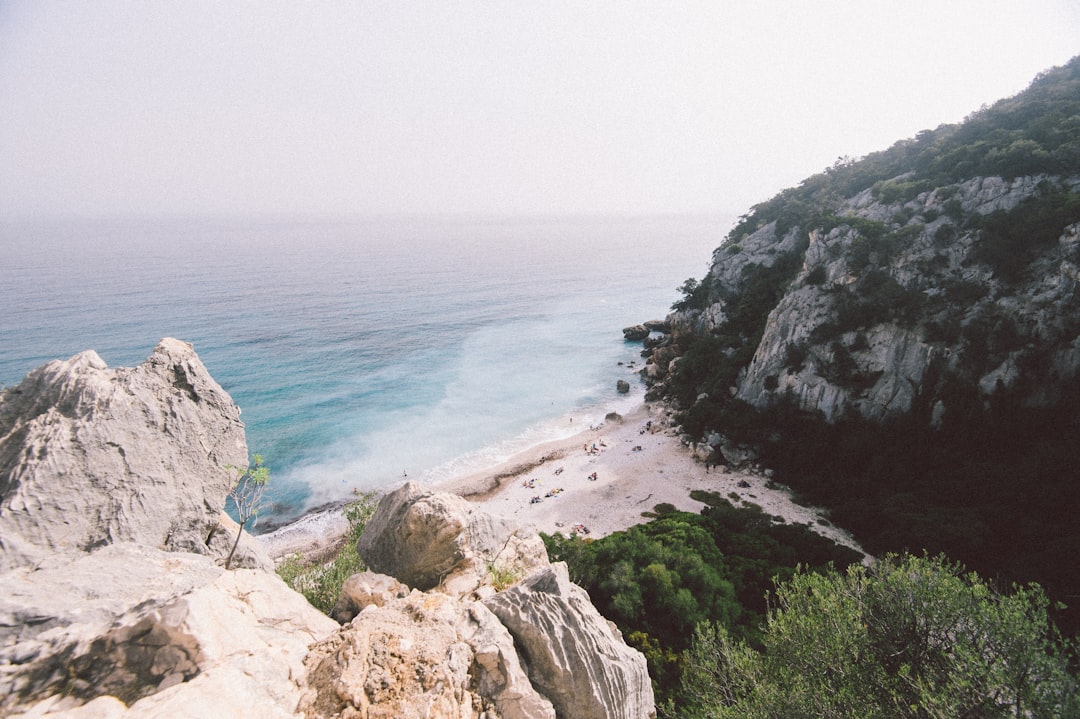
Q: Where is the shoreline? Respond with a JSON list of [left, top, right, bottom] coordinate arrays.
[[259, 400, 866, 562]]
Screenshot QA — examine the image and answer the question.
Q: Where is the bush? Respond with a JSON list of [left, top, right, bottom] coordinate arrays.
[[671, 276, 712, 312], [679, 554, 1079, 718], [804, 265, 827, 285]]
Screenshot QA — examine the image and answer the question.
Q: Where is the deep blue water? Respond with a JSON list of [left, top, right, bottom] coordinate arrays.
[[0, 215, 728, 525]]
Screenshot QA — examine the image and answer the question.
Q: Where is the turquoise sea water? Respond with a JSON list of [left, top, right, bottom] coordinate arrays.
[[0, 215, 728, 525]]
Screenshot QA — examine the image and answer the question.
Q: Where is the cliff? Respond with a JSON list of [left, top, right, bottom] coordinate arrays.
[[645, 57, 1080, 429], [0, 342, 654, 718], [633, 57, 1080, 634]]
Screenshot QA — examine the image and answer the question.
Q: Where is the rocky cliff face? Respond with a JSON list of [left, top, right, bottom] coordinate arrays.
[[646, 59, 1080, 430], [658, 174, 1080, 423], [2, 344, 655, 718]]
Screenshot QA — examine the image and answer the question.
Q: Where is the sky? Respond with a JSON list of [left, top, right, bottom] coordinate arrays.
[[1, 1, 1078, 220]]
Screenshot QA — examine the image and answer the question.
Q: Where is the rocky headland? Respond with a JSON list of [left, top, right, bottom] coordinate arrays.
[[0, 340, 655, 718]]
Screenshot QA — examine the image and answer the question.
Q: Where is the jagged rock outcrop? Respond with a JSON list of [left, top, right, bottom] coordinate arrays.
[[0, 338, 270, 571], [358, 482, 550, 598], [1, 543, 338, 718], [484, 563, 656, 719], [301, 590, 556, 719], [344, 487, 656, 718]]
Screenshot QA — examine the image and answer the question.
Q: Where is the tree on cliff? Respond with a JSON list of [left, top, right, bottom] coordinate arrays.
[[224, 454, 270, 569], [678, 554, 1079, 718]]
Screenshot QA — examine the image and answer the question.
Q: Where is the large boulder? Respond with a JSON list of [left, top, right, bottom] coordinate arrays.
[[357, 482, 549, 597], [484, 563, 656, 719], [0, 339, 270, 571], [0, 543, 338, 718], [301, 590, 555, 719]]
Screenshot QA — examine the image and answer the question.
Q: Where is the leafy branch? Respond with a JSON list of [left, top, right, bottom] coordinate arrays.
[[224, 454, 270, 569]]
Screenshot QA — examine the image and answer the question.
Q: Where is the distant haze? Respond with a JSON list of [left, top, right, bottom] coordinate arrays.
[[1, 1, 1078, 220]]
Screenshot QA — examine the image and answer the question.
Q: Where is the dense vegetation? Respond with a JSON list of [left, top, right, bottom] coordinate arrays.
[[681, 554, 1078, 718], [657, 56, 1080, 634], [715, 380, 1080, 637], [543, 496, 862, 705]]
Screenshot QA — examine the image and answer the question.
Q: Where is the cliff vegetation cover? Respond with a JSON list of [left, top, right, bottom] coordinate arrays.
[[552, 57, 1080, 716], [650, 56, 1080, 632]]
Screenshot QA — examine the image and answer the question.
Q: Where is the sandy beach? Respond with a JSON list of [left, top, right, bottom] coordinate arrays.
[[260, 401, 865, 561], [438, 402, 864, 555]]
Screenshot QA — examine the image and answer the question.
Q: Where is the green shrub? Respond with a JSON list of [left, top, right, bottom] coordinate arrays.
[[679, 554, 1079, 718], [804, 265, 827, 285], [671, 276, 712, 312], [543, 498, 860, 706], [277, 491, 378, 615], [973, 189, 1080, 282]]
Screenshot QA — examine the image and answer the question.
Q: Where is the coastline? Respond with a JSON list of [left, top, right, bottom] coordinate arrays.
[[438, 402, 864, 553], [259, 400, 865, 561]]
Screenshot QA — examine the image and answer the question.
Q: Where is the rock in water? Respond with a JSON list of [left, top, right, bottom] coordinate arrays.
[[0, 338, 270, 571], [484, 563, 656, 719], [357, 482, 550, 597]]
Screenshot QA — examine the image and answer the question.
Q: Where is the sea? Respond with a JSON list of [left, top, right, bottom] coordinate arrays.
[[0, 214, 730, 527]]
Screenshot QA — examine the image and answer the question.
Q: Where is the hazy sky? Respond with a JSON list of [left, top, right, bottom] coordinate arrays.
[[1, 1, 1077, 219]]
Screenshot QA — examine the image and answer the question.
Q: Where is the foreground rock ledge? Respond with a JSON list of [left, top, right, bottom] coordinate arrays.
[[347, 483, 657, 719]]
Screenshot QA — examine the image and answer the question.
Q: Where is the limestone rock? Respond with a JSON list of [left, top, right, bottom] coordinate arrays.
[[621, 325, 650, 341], [331, 570, 410, 623], [663, 174, 1080, 424], [484, 563, 656, 719], [1, 543, 338, 718], [301, 590, 555, 719], [0, 339, 270, 571], [616, 379, 631, 394], [357, 482, 549, 597]]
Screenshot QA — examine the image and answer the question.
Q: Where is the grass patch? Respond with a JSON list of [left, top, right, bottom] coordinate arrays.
[[276, 491, 378, 615]]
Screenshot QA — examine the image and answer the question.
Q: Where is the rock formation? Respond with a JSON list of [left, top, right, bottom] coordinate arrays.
[[0, 338, 270, 571], [646, 173, 1080, 424], [358, 481, 550, 598], [485, 563, 655, 719], [641, 59, 1080, 428], [293, 486, 654, 719], [1, 543, 338, 718], [302, 590, 556, 719]]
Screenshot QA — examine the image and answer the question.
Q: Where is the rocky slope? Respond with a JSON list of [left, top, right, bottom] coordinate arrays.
[[653, 174, 1080, 424], [644, 58, 1080, 429], [1, 342, 654, 718]]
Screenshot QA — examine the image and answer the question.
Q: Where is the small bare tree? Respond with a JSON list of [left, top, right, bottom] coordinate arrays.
[[224, 454, 270, 569]]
